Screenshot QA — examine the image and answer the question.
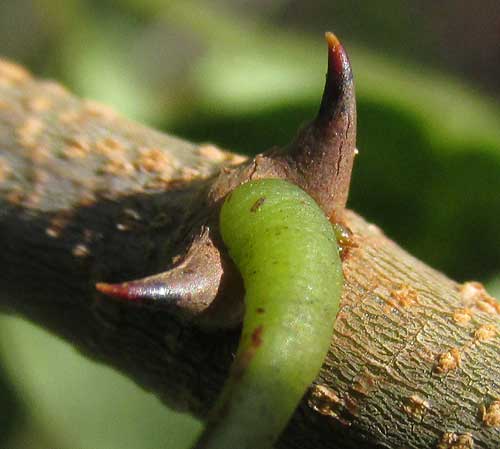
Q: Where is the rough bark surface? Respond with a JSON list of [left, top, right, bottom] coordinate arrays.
[[0, 59, 498, 449]]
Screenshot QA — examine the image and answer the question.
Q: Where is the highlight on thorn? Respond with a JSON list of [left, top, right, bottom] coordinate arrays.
[[95, 228, 230, 319], [95, 276, 181, 304]]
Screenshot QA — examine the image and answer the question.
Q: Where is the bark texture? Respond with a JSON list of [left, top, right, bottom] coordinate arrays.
[[0, 59, 499, 449]]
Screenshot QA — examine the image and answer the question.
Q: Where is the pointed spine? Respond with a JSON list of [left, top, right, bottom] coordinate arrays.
[[96, 228, 244, 328], [286, 32, 356, 219]]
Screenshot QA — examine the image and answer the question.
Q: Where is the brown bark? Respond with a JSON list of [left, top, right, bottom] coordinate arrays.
[[0, 59, 498, 449]]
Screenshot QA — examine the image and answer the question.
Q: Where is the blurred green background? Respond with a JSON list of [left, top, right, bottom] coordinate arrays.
[[1, 1, 499, 448]]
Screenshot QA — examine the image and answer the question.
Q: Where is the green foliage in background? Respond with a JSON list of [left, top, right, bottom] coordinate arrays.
[[0, 1, 499, 448]]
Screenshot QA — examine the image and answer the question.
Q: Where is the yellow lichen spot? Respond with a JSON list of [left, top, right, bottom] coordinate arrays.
[[58, 109, 82, 125], [435, 348, 461, 374], [95, 137, 124, 157], [66, 136, 90, 151], [135, 147, 171, 174], [0, 157, 11, 183], [460, 282, 500, 315], [460, 282, 484, 303], [61, 136, 90, 159], [437, 432, 474, 449], [474, 324, 497, 342], [481, 400, 500, 427], [198, 144, 227, 162], [0, 59, 31, 84], [101, 157, 135, 177], [63, 145, 88, 159], [475, 300, 499, 315], [72, 243, 90, 258], [16, 117, 44, 148], [307, 385, 346, 422], [83, 99, 117, 119], [26, 96, 52, 112], [389, 284, 419, 308], [180, 166, 200, 181], [453, 308, 473, 326], [403, 394, 430, 420], [144, 174, 174, 189]]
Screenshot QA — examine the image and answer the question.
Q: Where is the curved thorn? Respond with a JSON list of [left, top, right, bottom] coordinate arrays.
[[96, 228, 224, 316], [285, 31, 356, 220], [95, 270, 190, 304]]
